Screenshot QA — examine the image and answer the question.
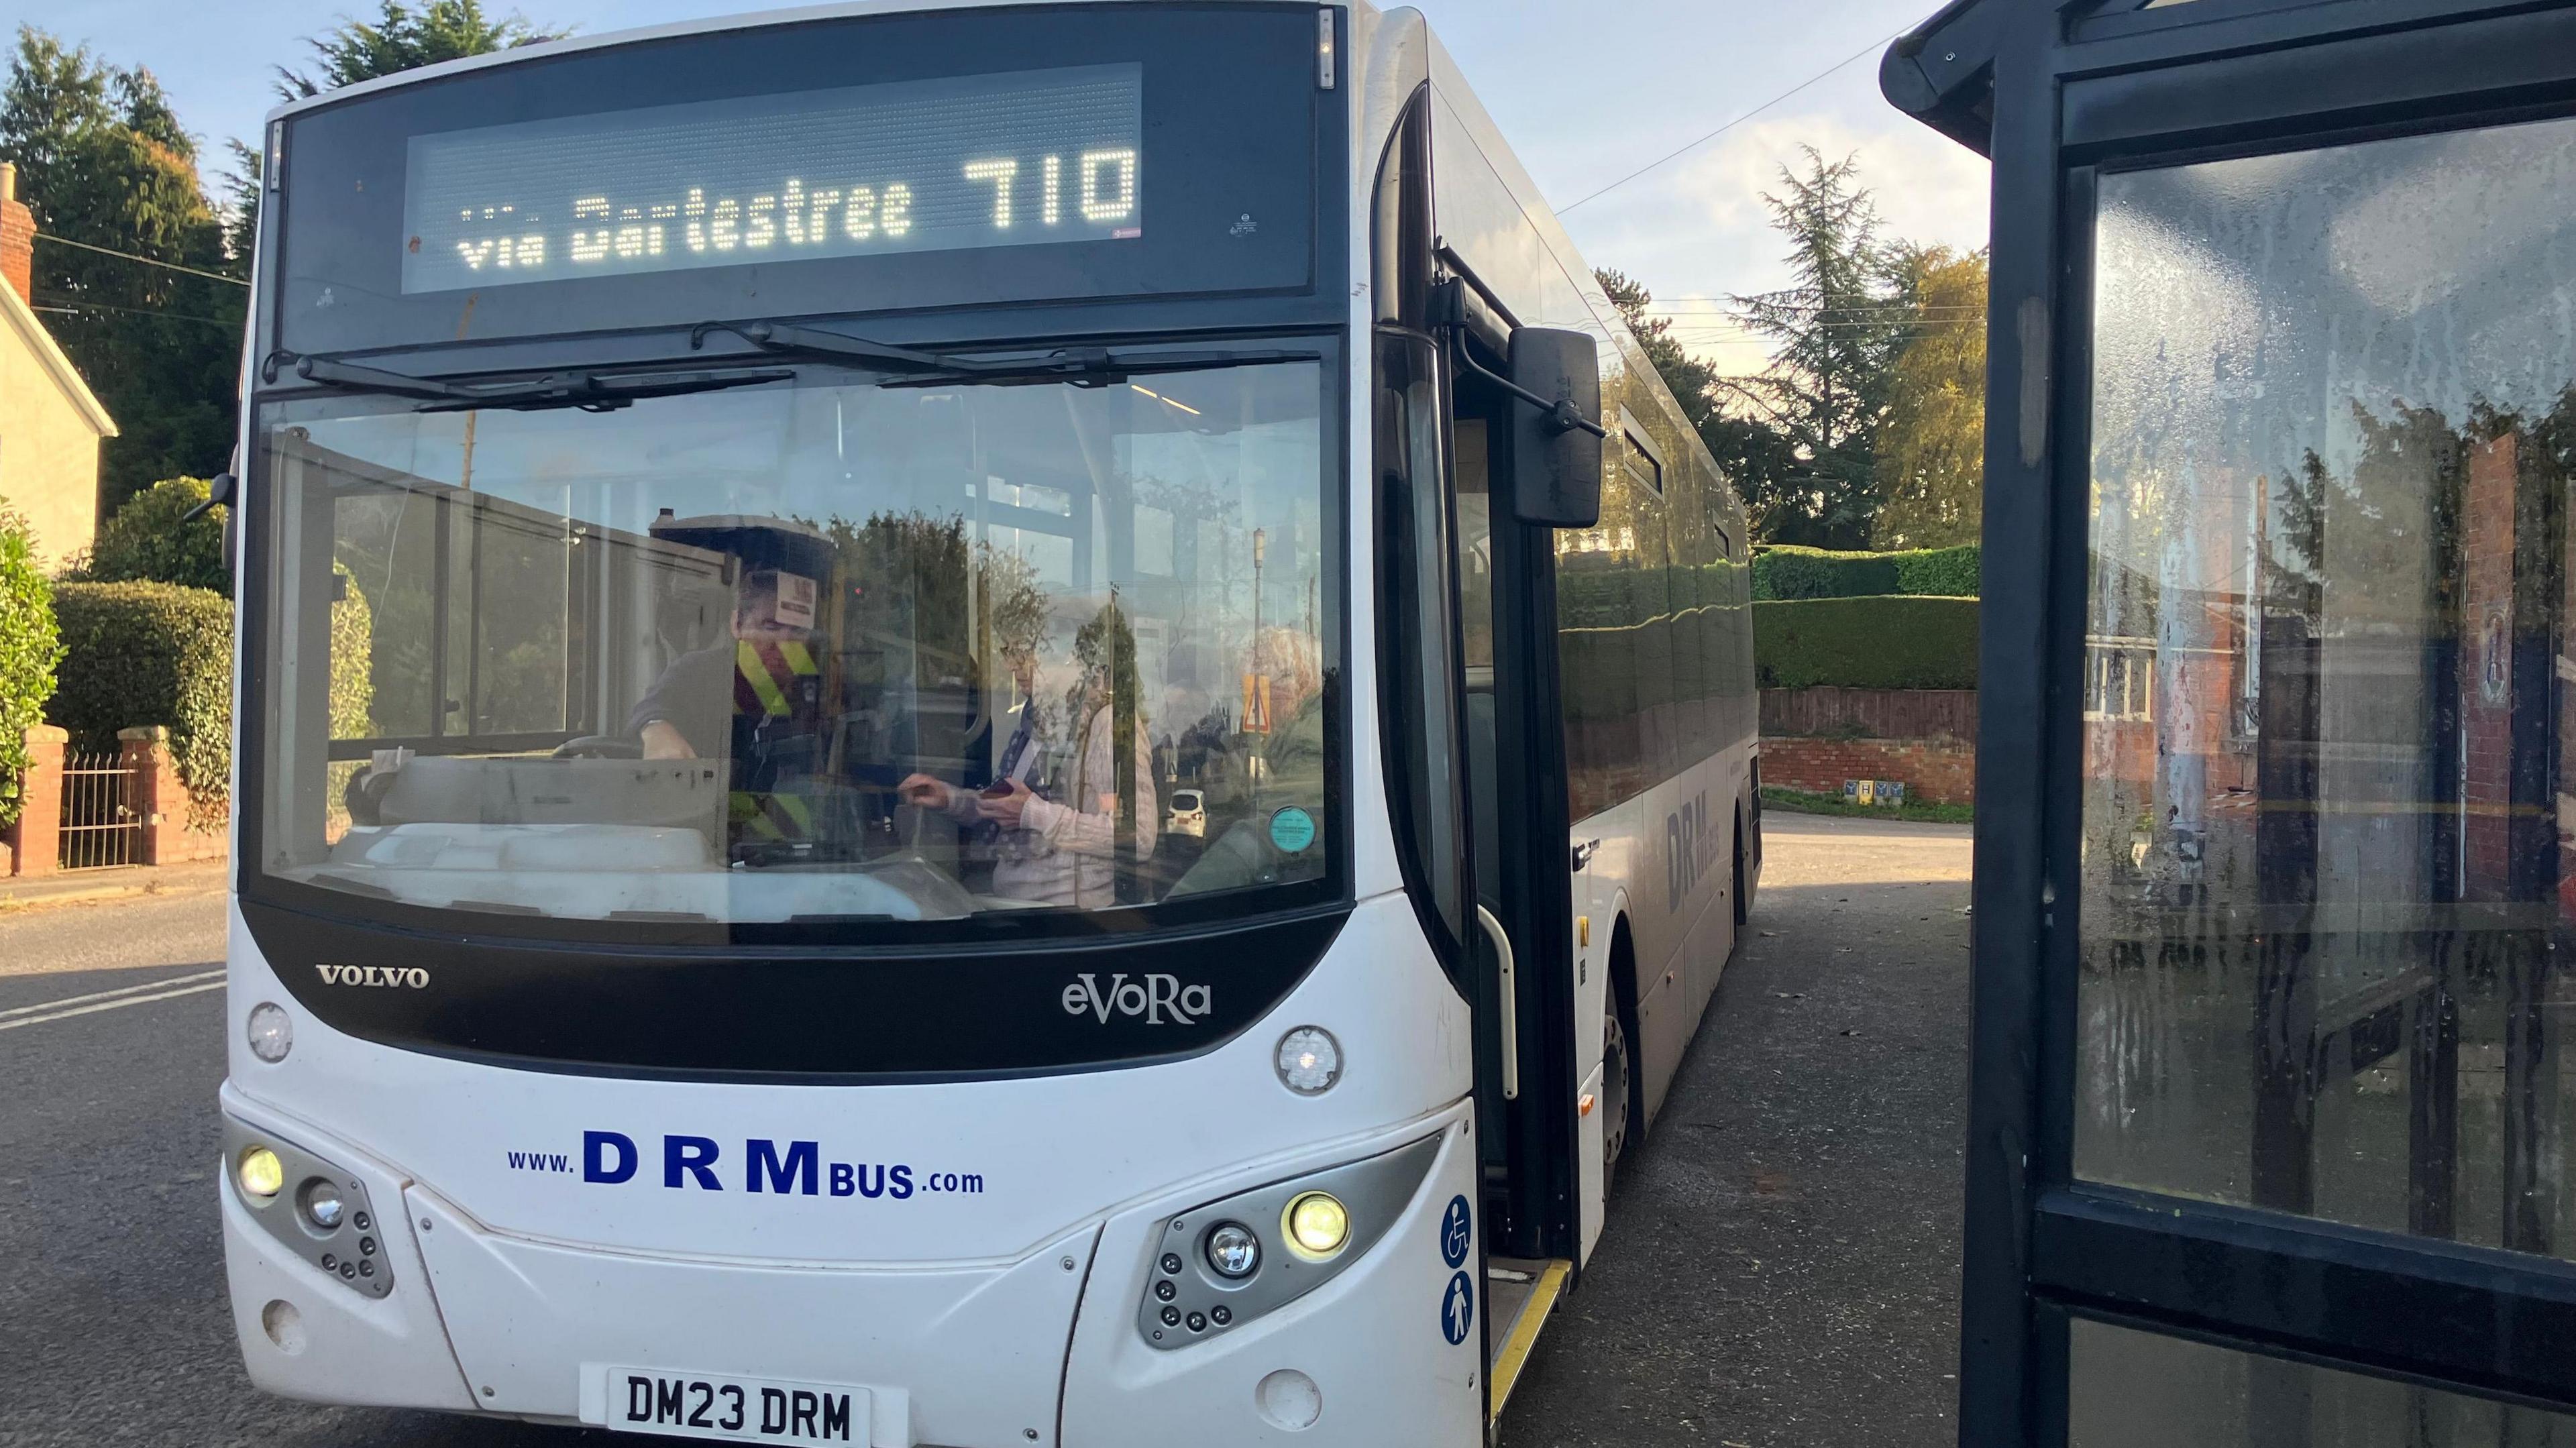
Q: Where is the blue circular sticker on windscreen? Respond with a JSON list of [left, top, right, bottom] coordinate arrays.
[[1269, 807, 1316, 854]]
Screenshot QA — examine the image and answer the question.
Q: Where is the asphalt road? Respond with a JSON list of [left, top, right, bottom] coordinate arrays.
[[1, 812, 1966, 1447], [1499, 812, 1972, 1448]]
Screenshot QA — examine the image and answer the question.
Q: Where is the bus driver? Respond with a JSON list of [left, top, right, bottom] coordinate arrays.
[[629, 569, 821, 761]]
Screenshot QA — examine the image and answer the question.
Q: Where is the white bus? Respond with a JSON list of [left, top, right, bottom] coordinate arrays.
[[217, 3, 1762, 1442]]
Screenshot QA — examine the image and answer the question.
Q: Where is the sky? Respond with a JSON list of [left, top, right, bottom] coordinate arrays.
[[1, 0, 1990, 371]]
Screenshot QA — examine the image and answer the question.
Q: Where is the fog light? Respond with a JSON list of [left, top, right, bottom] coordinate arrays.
[[299, 1178, 345, 1231], [237, 1146, 283, 1200], [1205, 1222, 1260, 1278], [1284, 1191, 1348, 1258], [1274, 1026, 1341, 1095], [246, 1003, 292, 1063]]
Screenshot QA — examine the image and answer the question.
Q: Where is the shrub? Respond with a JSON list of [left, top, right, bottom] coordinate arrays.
[[1891, 545, 1981, 598], [70, 476, 231, 597], [47, 581, 234, 819], [1754, 596, 1979, 690], [1752, 544, 1980, 600], [0, 506, 64, 828]]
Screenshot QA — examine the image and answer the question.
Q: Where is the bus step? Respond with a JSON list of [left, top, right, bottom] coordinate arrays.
[[1485, 1256, 1570, 1427]]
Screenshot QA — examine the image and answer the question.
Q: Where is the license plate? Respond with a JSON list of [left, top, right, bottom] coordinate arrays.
[[590, 1367, 870, 1445]]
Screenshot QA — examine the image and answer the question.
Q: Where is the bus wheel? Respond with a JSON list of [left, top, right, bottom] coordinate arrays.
[[1601, 1003, 1633, 1194]]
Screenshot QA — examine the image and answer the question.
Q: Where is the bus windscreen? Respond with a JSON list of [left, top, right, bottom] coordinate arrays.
[[402, 64, 1143, 294]]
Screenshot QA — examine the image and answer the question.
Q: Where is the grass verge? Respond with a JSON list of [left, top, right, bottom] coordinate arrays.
[[1762, 785, 1973, 826]]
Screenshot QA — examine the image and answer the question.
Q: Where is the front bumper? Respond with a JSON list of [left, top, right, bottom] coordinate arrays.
[[222, 1093, 1482, 1447]]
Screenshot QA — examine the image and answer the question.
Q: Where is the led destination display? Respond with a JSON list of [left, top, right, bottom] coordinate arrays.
[[401, 64, 1142, 294]]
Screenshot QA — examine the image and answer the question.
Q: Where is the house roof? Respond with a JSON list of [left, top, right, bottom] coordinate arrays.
[[0, 276, 117, 438]]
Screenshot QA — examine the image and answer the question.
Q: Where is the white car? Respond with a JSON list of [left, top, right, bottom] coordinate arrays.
[[1165, 789, 1207, 839]]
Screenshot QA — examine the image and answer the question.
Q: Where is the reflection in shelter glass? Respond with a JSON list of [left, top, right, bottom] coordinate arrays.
[[2079, 116, 2576, 1257], [256, 361, 1332, 927]]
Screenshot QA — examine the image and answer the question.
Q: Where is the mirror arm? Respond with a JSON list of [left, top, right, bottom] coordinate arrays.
[[179, 471, 237, 526], [1446, 333, 1607, 439]]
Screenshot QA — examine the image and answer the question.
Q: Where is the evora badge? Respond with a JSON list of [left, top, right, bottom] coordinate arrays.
[[315, 964, 430, 989]]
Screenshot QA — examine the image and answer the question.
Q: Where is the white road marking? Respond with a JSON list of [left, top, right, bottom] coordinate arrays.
[[0, 968, 225, 1031]]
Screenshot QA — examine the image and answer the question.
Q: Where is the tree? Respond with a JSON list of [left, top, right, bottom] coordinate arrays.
[[227, 3, 566, 272], [1872, 246, 1988, 549], [1718, 148, 1913, 549], [1, 30, 244, 510], [1599, 266, 1798, 531], [276, 0, 563, 99], [70, 476, 229, 596]]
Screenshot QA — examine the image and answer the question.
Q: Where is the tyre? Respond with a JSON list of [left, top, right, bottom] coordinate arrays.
[[1601, 1001, 1633, 1195]]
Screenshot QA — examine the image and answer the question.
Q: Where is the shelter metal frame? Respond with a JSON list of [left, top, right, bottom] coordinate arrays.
[[1883, 0, 2576, 1441]]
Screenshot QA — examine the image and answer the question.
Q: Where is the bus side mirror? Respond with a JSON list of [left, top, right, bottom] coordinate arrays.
[[182, 471, 240, 577], [1506, 328, 1603, 529]]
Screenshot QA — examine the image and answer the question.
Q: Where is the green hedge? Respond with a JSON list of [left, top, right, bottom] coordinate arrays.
[[48, 582, 235, 816], [1753, 544, 1980, 600], [1754, 596, 1979, 690], [0, 508, 62, 828]]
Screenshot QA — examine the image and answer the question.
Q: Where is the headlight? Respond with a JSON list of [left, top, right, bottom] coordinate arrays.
[[1204, 1222, 1260, 1278], [1283, 1191, 1349, 1258], [299, 1178, 345, 1231], [246, 1003, 292, 1063], [237, 1146, 284, 1199], [1274, 1026, 1341, 1095]]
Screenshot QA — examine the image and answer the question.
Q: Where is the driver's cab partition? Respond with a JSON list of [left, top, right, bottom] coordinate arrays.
[[1884, 1, 2576, 1444]]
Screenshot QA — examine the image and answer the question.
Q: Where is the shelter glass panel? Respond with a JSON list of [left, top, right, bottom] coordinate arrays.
[[2068, 1319, 2576, 1446], [2079, 115, 2576, 1256]]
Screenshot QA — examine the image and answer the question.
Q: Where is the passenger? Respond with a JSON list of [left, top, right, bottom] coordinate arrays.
[[898, 604, 1157, 908]]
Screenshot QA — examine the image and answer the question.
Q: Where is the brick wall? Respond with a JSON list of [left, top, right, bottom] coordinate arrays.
[[1762, 735, 1976, 806], [118, 726, 226, 864], [2, 725, 68, 875]]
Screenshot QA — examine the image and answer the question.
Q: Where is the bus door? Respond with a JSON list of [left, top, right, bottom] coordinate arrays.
[[1447, 361, 1576, 1274]]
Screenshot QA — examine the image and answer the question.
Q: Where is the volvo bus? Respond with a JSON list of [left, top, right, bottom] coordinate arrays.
[[216, 3, 1761, 1441]]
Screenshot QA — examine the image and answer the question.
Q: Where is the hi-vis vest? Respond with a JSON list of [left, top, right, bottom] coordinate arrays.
[[730, 638, 822, 843]]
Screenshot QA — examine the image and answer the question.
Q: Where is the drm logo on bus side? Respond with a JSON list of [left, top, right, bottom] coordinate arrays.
[[1061, 972, 1211, 1024]]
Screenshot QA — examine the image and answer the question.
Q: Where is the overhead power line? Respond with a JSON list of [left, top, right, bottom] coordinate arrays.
[[1559, 29, 1906, 215], [33, 232, 249, 287], [33, 294, 244, 328]]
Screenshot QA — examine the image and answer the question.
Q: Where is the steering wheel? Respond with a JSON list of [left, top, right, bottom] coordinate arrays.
[[551, 734, 643, 760]]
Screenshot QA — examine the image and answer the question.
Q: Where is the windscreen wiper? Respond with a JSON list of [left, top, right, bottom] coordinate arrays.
[[262, 350, 796, 412], [689, 319, 1316, 387]]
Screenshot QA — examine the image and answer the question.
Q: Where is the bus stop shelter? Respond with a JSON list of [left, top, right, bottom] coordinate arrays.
[[1883, 1, 2576, 1443]]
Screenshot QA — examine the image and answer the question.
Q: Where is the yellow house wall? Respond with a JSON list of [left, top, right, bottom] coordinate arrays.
[[0, 317, 105, 574]]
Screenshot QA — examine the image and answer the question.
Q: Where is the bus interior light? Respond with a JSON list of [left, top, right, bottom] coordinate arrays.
[[1315, 8, 1336, 89], [237, 1146, 284, 1200]]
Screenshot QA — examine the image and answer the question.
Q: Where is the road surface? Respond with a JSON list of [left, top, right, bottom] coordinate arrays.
[[1, 812, 1968, 1445], [1498, 812, 1972, 1447]]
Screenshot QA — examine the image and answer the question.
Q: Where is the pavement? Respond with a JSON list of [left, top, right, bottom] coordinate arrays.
[[0, 856, 231, 912], [0, 812, 1969, 1447], [1499, 811, 1972, 1448]]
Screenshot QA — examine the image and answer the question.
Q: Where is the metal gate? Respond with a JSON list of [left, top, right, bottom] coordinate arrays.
[[57, 750, 139, 870]]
